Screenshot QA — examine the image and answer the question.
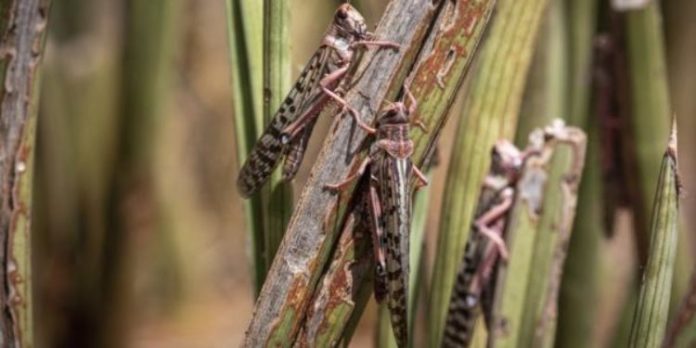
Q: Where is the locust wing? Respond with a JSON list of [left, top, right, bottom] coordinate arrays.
[[281, 116, 319, 181], [237, 47, 331, 197], [376, 154, 412, 347]]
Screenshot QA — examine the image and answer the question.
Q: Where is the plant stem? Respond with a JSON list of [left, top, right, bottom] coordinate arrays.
[[624, 0, 671, 262], [293, 181, 375, 346], [515, 0, 568, 144], [0, 1, 52, 346], [226, 0, 266, 293], [611, 3, 675, 345], [262, 0, 293, 283], [518, 127, 586, 348], [489, 124, 586, 348], [555, 1, 601, 346]]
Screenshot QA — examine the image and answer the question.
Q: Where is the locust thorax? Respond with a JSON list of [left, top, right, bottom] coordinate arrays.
[[490, 140, 524, 182], [376, 103, 413, 158], [333, 3, 368, 41]]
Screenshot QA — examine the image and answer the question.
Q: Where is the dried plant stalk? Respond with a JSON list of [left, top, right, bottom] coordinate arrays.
[[0, 1, 52, 346]]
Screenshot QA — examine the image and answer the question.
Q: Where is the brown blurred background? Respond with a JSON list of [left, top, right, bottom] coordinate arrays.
[[32, 0, 695, 347]]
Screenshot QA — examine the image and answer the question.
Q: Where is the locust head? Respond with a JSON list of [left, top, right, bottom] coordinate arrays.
[[490, 140, 524, 182], [377, 101, 409, 127], [334, 4, 369, 40]]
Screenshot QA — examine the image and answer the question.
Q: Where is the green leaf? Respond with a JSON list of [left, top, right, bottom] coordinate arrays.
[[628, 124, 681, 348]]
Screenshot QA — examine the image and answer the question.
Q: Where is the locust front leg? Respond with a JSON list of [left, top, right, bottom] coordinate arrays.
[[281, 64, 349, 141], [412, 164, 428, 188], [282, 65, 376, 141], [403, 84, 428, 132]]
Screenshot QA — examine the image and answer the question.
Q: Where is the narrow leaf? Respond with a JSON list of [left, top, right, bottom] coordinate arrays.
[[262, 0, 293, 282], [556, 1, 602, 346], [628, 124, 681, 348], [225, 0, 266, 293]]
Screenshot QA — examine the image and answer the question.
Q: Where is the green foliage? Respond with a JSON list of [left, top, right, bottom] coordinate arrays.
[[428, 0, 552, 344], [629, 128, 680, 347], [226, 0, 266, 294]]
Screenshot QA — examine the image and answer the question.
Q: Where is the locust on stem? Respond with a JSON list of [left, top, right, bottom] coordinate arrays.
[[442, 139, 541, 348], [237, 3, 399, 197], [327, 86, 427, 347]]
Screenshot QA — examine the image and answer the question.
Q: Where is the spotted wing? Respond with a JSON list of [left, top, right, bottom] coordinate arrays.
[[281, 115, 319, 181], [376, 154, 412, 347], [237, 46, 331, 197], [442, 232, 485, 348]]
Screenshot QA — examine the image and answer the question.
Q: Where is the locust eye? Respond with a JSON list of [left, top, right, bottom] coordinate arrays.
[[336, 8, 348, 20]]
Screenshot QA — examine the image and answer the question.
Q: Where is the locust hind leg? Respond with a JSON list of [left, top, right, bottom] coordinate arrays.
[[474, 188, 515, 260], [280, 65, 350, 142], [320, 84, 376, 134], [282, 63, 375, 142], [324, 156, 372, 191]]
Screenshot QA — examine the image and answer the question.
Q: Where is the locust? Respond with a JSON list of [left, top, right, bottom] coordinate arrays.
[[237, 3, 398, 197], [442, 140, 536, 348], [327, 87, 428, 347]]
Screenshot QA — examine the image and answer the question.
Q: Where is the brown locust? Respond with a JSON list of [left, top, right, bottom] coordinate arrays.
[[442, 140, 535, 348], [237, 4, 398, 197], [327, 87, 427, 347]]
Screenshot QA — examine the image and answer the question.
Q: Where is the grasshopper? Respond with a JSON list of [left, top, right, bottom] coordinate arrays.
[[237, 4, 398, 197], [442, 140, 536, 348], [327, 87, 428, 347]]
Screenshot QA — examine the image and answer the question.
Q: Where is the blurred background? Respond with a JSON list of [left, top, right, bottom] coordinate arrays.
[[32, 0, 695, 347]]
